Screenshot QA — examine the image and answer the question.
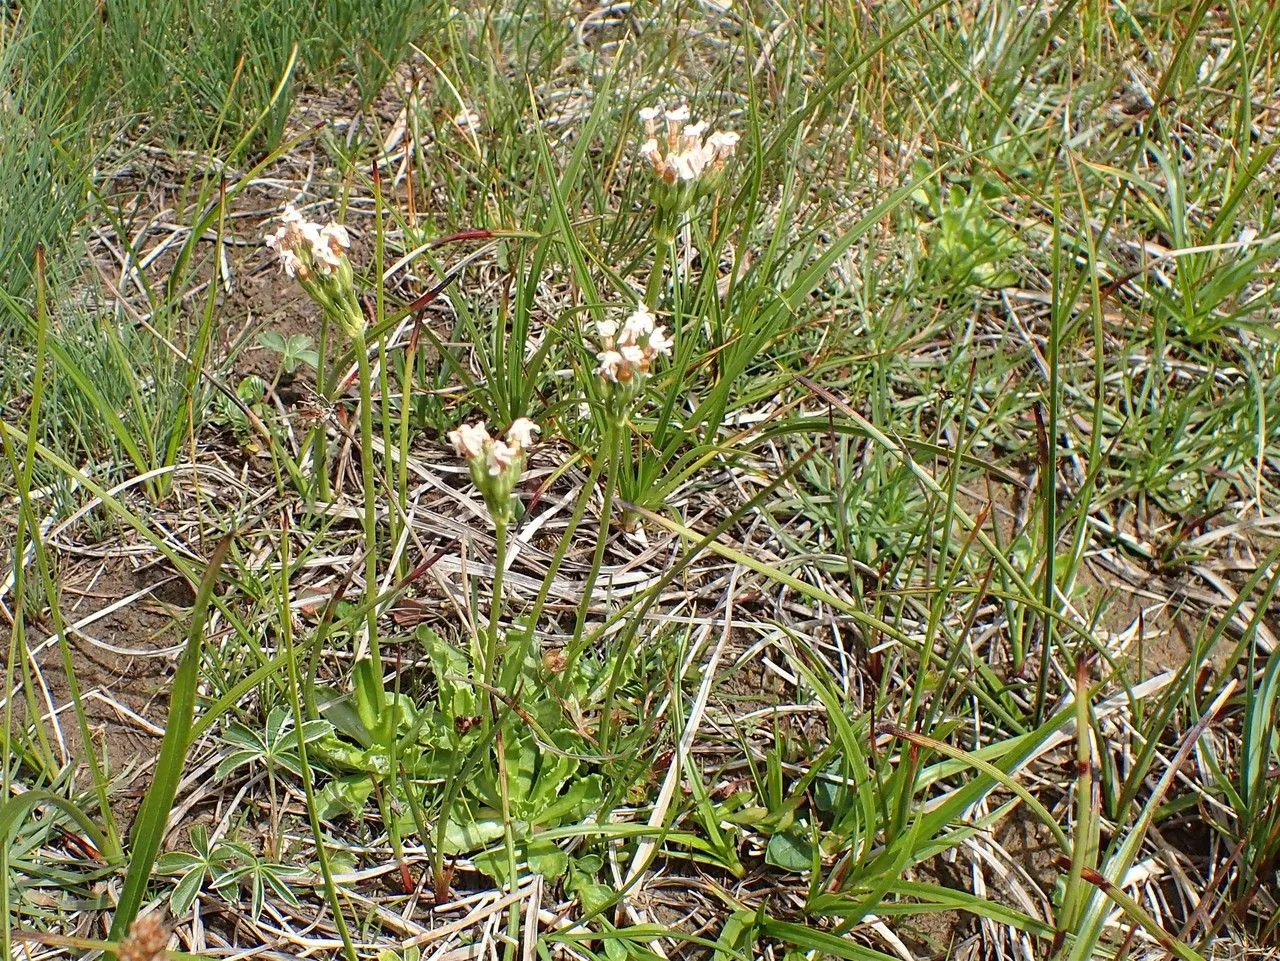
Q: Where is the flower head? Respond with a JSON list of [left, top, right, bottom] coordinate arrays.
[[590, 302, 672, 415], [705, 130, 740, 166], [619, 305, 656, 345], [487, 439, 519, 475], [646, 324, 673, 357], [635, 105, 739, 208], [448, 421, 489, 461], [638, 106, 662, 138], [264, 204, 364, 339], [596, 349, 626, 382], [449, 418, 538, 525], [118, 914, 170, 961]]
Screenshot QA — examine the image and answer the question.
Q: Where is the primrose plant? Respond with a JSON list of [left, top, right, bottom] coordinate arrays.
[[264, 204, 386, 700]]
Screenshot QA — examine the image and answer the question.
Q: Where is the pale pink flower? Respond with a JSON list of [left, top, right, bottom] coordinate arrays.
[[448, 421, 489, 460], [621, 305, 656, 344], [486, 440, 519, 475], [647, 325, 672, 356], [673, 151, 701, 182], [638, 106, 662, 138], [680, 121, 708, 153], [596, 349, 625, 382], [506, 418, 539, 451], [706, 130, 740, 164], [314, 223, 350, 272]]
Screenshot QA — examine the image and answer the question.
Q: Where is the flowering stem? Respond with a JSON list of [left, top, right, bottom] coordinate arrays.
[[643, 235, 670, 311], [353, 330, 384, 695], [397, 339, 416, 576], [567, 420, 620, 674], [493, 721, 522, 958], [311, 314, 332, 502], [484, 518, 508, 707]]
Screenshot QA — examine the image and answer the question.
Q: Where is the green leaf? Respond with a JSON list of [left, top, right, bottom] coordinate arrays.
[[109, 534, 231, 941], [443, 815, 507, 855], [315, 775, 375, 820], [765, 830, 815, 873], [170, 867, 205, 916], [156, 851, 202, 874], [214, 749, 259, 781], [526, 836, 568, 880]]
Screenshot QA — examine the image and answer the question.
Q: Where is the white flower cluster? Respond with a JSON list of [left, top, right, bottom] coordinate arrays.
[[448, 418, 539, 527], [264, 204, 364, 339], [448, 418, 539, 475], [637, 104, 739, 185], [594, 305, 672, 384], [264, 204, 351, 280]]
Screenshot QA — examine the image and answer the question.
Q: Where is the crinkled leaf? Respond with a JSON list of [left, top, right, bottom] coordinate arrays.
[[315, 775, 375, 820], [526, 836, 568, 880]]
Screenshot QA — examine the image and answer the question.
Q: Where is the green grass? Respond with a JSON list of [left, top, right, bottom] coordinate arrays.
[[3, 0, 1280, 958]]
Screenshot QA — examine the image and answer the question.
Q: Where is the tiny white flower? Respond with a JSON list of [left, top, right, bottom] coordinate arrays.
[[596, 349, 625, 382], [638, 105, 662, 137], [647, 325, 672, 356], [273, 247, 304, 278], [665, 104, 691, 144], [506, 418, 539, 451], [680, 121, 708, 153], [277, 204, 308, 229], [620, 344, 645, 366], [639, 137, 663, 168], [313, 223, 349, 272], [596, 318, 619, 340], [673, 151, 701, 181], [621, 305, 656, 343], [321, 222, 350, 251], [487, 440, 519, 475], [706, 130, 740, 162], [448, 421, 490, 460]]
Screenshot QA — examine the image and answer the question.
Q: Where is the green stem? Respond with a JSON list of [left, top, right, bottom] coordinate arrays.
[[397, 340, 416, 578], [354, 331, 384, 694], [312, 314, 331, 502], [567, 421, 620, 679], [493, 722, 522, 961], [485, 518, 518, 956], [500, 451, 605, 693], [643, 236, 670, 311], [485, 519, 509, 703], [277, 525, 359, 961]]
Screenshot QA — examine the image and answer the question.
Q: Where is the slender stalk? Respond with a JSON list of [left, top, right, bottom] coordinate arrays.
[[567, 420, 620, 678], [397, 338, 417, 577], [493, 722, 522, 961], [277, 518, 359, 961], [353, 330, 384, 693], [643, 236, 670, 311], [500, 450, 604, 693], [484, 519, 509, 700], [1061, 652, 1097, 940], [311, 314, 332, 501], [486, 515, 519, 956]]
